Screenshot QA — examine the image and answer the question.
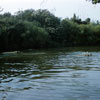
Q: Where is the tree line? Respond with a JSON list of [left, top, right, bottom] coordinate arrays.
[[0, 9, 100, 51]]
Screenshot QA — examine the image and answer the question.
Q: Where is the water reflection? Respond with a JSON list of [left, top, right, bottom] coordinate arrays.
[[0, 47, 100, 100]]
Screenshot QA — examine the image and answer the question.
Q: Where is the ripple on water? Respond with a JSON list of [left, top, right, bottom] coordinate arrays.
[[1, 48, 100, 100]]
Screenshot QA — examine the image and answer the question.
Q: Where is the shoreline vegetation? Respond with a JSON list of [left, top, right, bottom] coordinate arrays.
[[0, 9, 100, 52]]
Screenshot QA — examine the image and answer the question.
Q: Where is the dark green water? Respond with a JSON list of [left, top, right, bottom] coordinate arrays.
[[0, 47, 100, 100]]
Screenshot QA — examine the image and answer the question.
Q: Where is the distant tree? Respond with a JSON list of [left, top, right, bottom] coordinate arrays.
[[85, 18, 90, 24], [71, 14, 82, 24], [35, 9, 60, 28], [15, 9, 35, 21], [3, 12, 11, 17]]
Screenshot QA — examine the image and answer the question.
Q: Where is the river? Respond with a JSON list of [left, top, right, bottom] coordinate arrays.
[[0, 47, 100, 100]]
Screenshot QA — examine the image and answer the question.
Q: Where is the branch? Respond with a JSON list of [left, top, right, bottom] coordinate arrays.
[[0, 7, 3, 12]]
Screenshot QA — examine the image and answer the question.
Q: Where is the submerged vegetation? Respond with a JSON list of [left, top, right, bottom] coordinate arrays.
[[0, 9, 100, 51]]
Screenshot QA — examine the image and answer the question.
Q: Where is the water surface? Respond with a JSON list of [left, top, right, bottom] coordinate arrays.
[[0, 47, 100, 100]]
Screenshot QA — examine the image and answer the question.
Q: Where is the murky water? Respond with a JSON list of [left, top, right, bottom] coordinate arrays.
[[0, 47, 100, 100]]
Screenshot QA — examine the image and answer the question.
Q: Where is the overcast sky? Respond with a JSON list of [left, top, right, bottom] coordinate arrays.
[[0, 0, 100, 21]]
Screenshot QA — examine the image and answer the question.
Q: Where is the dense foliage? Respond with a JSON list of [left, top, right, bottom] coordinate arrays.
[[91, 0, 100, 4], [0, 9, 100, 51]]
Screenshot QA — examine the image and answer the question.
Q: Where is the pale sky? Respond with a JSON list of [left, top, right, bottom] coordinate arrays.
[[0, 0, 100, 21]]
